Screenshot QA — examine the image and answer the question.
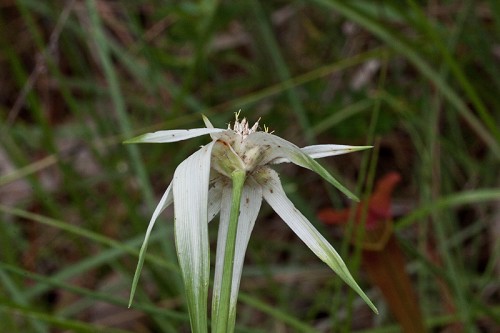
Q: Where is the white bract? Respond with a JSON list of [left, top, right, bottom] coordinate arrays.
[[126, 114, 377, 332]]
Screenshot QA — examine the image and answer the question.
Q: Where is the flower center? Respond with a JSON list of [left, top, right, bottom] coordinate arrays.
[[211, 112, 273, 177], [229, 113, 259, 140]]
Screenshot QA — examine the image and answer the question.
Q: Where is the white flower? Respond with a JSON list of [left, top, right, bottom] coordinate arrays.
[[126, 114, 377, 332]]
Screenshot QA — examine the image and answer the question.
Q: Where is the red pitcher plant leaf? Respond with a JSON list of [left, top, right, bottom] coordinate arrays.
[[318, 172, 425, 333]]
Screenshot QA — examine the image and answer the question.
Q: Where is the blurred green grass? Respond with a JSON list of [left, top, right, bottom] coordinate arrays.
[[1, 0, 499, 332]]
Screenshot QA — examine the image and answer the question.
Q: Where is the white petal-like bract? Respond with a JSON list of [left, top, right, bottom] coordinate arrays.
[[256, 168, 378, 314], [173, 142, 215, 333], [124, 128, 224, 143], [128, 182, 173, 307], [272, 144, 372, 163], [207, 180, 224, 222], [247, 132, 359, 200]]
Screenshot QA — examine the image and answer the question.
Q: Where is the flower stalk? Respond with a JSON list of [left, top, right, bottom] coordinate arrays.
[[213, 169, 246, 333]]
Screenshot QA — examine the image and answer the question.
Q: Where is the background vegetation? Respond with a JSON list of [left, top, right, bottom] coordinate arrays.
[[1, 0, 499, 332]]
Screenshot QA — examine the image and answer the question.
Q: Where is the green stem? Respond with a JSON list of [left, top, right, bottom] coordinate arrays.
[[215, 169, 246, 333]]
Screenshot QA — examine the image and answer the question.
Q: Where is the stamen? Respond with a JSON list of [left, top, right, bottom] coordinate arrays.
[[230, 112, 267, 138], [263, 124, 274, 134]]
